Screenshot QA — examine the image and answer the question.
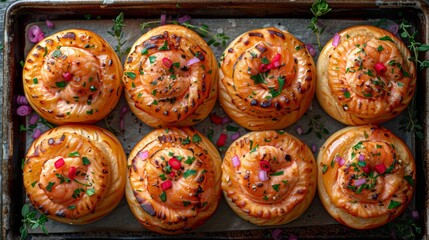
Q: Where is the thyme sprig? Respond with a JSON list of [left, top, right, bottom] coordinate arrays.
[[303, 113, 329, 139], [20, 204, 48, 240], [107, 12, 129, 61], [140, 16, 230, 47], [397, 22, 427, 140], [307, 0, 331, 51], [399, 22, 429, 69], [387, 209, 422, 240]]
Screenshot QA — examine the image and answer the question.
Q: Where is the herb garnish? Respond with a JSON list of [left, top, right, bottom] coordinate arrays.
[[20, 205, 48, 240], [307, 0, 332, 50], [107, 12, 129, 61]]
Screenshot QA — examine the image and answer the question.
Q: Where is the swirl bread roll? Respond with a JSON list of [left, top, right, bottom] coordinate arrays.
[[23, 125, 126, 224], [316, 26, 416, 125], [125, 127, 221, 234], [219, 27, 316, 130], [221, 130, 317, 226], [317, 125, 416, 229], [23, 29, 123, 125], [123, 25, 218, 128]]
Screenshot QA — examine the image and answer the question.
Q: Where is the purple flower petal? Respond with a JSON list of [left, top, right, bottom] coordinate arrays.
[[17, 105, 32, 117], [29, 113, 39, 125], [32, 128, 42, 139]]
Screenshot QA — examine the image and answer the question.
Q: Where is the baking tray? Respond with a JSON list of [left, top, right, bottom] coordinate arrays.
[[2, 0, 428, 239]]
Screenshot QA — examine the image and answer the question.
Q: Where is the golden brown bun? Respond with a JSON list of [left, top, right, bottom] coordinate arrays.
[[23, 29, 123, 125], [219, 27, 316, 130], [23, 125, 126, 224], [317, 125, 416, 229], [125, 127, 222, 234], [316, 25, 416, 125], [123, 25, 218, 128], [221, 130, 317, 226]]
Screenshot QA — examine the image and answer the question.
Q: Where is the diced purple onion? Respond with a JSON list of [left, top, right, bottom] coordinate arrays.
[[138, 150, 149, 160], [358, 154, 365, 161], [160, 14, 167, 25], [46, 20, 55, 29], [177, 15, 191, 24], [17, 105, 32, 116], [28, 25, 44, 43], [354, 178, 366, 186], [186, 57, 201, 66], [32, 128, 42, 139], [232, 155, 240, 168], [222, 116, 230, 124], [288, 234, 298, 240], [29, 113, 39, 125], [231, 132, 240, 141], [388, 24, 399, 35], [411, 210, 420, 220], [259, 170, 268, 181], [295, 126, 303, 135], [305, 43, 316, 57], [311, 143, 317, 153], [17, 95, 28, 105], [120, 105, 129, 118], [271, 229, 283, 240], [335, 155, 345, 167], [332, 33, 341, 47]]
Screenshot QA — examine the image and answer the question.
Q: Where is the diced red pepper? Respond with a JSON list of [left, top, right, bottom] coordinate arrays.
[[361, 165, 371, 174], [273, 61, 281, 68], [266, 63, 274, 70], [374, 62, 387, 75], [272, 53, 281, 63], [259, 63, 267, 73], [162, 57, 173, 68], [169, 171, 176, 178], [210, 113, 223, 125], [62, 72, 73, 82], [217, 133, 227, 147], [54, 158, 65, 169], [161, 180, 172, 191], [374, 163, 387, 174], [69, 166, 77, 180], [168, 158, 181, 170], [259, 160, 271, 171]]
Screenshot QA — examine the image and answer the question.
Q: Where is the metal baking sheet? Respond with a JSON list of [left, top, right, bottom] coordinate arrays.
[[2, 1, 428, 239]]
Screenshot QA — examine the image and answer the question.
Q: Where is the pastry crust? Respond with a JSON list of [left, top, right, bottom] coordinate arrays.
[[221, 130, 317, 226], [125, 127, 222, 234], [317, 125, 416, 229], [219, 27, 316, 130], [123, 25, 218, 128], [23, 29, 123, 125], [23, 125, 126, 224], [316, 25, 416, 125]]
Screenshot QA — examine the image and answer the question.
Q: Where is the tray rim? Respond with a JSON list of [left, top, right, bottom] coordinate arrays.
[[2, 0, 429, 239]]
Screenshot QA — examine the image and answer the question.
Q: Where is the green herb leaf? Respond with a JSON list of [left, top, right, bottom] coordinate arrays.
[[379, 36, 394, 42], [124, 72, 136, 79], [183, 201, 191, 207], [160, 191, 167, 202], [149, 55, 157, 64], [55, 81, 67, 88], [183, 169, 197, 179], [158, 40, 170, 51], [269, 171, 284, 176], [86, 188, 95, 196], [82, 157, 91, 165], [159, 174, 167, 181], [33, 78, 38, 84], [261, 57, 270, 64], [250, 72, 267, 84], [181, 136, 190, 145], [388, 200, 401, 209], [192, 134, 202, 143], [67, 205, 76, 210], [184, 156, 195, 165], [322, 164, 328, 174], [404, 175, 414, 186], [272, 184, 280, 192], [46, 181, 55, 192], [344, 91, 351, 98], [68, 152, 80, 157], [269, 76, 286, 97]]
